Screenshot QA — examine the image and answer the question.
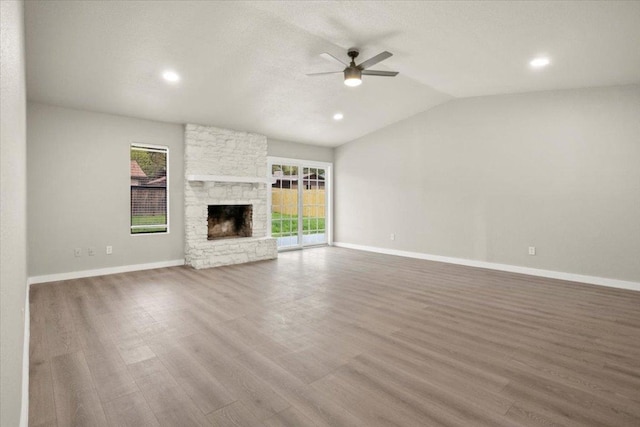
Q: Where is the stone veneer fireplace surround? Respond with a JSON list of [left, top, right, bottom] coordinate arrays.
[[184, 124, 277, 269]]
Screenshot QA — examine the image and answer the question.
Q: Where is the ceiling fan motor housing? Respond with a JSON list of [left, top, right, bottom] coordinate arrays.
[[344, 66, 362, 80]]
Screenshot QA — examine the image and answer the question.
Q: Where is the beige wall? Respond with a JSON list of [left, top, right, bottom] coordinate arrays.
[[335, 85, 640, 283], [27, 103, 185, 276], [1, 1, 28, 425], [268, 138, 334, 163]]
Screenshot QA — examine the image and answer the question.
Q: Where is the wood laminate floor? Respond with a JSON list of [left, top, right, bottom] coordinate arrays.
[[29, 247, 640, 426]]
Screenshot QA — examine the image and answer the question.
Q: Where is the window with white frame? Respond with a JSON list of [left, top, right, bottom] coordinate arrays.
[[130, 144, 169, 234]]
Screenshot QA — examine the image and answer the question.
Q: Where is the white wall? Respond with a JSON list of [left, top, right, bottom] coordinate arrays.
[[1, 1, 28, 425], [268, 138, 334, 163], [27, 103, 185, 277], [335, 85, 640, 283]]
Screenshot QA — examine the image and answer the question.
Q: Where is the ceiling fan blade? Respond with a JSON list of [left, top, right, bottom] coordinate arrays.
[[361, 70, 399, 77], [358, 51, 393, 69], [306, 71, 343, 76], [320, 52, 348, 67]]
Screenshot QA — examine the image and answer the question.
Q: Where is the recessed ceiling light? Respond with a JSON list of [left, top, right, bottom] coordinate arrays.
[[162, 70, 181, 82], [333, 113, 344, 121], [530, 57, 550, 68]]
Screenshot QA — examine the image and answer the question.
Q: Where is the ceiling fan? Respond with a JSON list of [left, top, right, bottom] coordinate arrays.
[[307, 48, 399, 87]]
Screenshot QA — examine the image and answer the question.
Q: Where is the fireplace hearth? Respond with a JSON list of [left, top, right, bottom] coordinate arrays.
[[207, 204, 252, 240]]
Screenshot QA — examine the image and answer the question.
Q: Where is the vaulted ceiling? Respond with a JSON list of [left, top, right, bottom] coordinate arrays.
[[25, 1, 640, 146]]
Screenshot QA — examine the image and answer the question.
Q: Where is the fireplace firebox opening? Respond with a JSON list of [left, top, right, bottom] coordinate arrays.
[[207, 205, 253, 240]]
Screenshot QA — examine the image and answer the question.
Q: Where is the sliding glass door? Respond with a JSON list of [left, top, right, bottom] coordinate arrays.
[[301, 166, 327, 246], [268, 157, 332, 250], [270, 161, 300, 248]]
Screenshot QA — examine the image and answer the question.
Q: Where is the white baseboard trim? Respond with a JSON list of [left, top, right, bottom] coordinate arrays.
[[27, 259, 185, 285], [20, 284, 30, 427], [333, 242, 640, 292]]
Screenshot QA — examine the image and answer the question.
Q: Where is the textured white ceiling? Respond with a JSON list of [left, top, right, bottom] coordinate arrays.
[[25, 1, 640, 146]]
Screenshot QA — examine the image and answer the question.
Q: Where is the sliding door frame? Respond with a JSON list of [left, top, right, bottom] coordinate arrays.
[[267, 156, 333, 250]]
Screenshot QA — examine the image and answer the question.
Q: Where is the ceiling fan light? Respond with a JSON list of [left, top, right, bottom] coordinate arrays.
[[344, 67, 362, 87], [344, 77, 362, 87]]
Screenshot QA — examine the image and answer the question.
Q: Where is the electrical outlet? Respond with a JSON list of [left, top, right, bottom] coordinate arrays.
[[88, 247, 96, 256], [74, 248, 82, 257], [106, 245, 113, 255], [528, 246, 536, 256], [390, 233, 396, 241]]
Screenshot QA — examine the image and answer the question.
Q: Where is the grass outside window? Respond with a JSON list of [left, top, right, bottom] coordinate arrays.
[[271, 212, 325, 237], [131, 214, 167, 234]]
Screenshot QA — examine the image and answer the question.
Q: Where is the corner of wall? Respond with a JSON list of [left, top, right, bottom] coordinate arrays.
[[20, 289, 30, 427]]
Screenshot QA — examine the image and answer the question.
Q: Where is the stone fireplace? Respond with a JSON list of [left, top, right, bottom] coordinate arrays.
[[184, 124, 277, 269], [208, 204, 252, 240]]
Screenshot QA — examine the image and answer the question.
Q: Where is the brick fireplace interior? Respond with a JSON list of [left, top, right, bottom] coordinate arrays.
[[207, 204, 253, 240]]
